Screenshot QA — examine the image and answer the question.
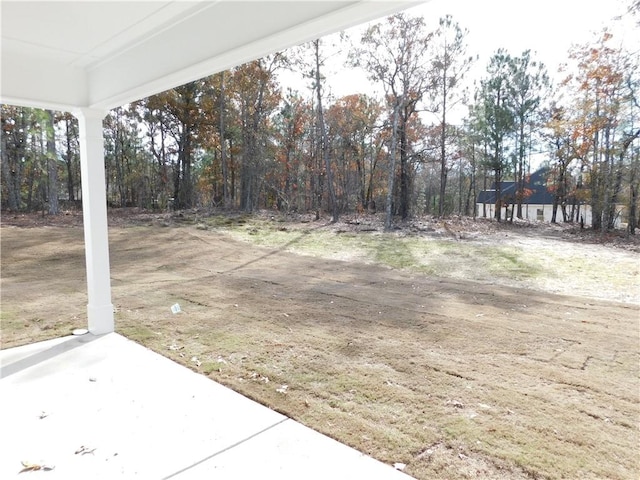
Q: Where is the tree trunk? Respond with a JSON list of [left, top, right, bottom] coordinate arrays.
[[45, 110, 59, 215], [385, 100, 402, 231], [219, 72, 230, 208], [314, 40, 338, 223], [438, 101, 447, 217], [64, 115, 76, 202], [1, 120, 21, 211], [399, 113, 410, 220]]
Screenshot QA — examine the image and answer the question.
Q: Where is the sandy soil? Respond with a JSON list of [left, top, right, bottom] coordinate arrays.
[[1, 210, 639, 479]]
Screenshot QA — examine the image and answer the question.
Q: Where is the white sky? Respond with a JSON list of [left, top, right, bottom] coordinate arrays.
[[321, 0, 636, 100]]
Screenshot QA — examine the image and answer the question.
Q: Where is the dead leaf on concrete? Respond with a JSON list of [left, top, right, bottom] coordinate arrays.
[[75, 445, 96, 455], [19, 461, 54, 473]]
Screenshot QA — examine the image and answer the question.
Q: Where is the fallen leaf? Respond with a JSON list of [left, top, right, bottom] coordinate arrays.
[[75, 445, 96, 455], [19, 461, 54, 473]]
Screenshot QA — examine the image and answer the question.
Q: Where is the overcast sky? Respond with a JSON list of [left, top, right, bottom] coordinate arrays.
[[412, 0, 635, 78], [321, 0, 636, 100]]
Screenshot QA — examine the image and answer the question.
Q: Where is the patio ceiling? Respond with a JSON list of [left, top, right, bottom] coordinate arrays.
[[1, 0, 423, 112]]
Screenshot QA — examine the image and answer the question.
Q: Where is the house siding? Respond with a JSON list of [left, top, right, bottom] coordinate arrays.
[[475, 167, 626, 228], [475, 201, 625, 228]]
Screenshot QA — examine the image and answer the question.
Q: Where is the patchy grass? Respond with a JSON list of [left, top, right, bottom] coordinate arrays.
[[1, 215, 639, 480], [217, 220, 545, 283]]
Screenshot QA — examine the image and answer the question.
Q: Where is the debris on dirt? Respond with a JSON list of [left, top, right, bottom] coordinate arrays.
[[170, 303, 181, 314], [3, 209, 639, 480], [276, 384, 288, 394], [393, 462, 407, 471], [19, 461, 54, 473], [415, 443, 443, 460], [191, 356, 201, 367], [249, 372, 269, 383]]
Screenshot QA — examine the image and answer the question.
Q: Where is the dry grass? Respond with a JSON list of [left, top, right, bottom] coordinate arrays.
[[1, 212, 639, 479]]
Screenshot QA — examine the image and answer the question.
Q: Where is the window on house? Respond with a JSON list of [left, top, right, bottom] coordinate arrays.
[[537, 208, 544, 221]]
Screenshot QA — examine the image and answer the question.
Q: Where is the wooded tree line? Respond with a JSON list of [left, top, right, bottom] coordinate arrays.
[[2, 5, 638, 232]]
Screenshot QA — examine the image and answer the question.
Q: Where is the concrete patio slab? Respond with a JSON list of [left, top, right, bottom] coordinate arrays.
[[0, 333, 413, 479]]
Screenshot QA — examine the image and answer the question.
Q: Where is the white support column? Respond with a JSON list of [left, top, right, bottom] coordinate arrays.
[[75, 108, 114, 335]]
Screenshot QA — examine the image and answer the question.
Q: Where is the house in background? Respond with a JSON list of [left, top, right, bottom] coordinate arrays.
[[476, 167, 604, 226]]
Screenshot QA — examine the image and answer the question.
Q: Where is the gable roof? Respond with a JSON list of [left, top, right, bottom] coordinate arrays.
[[477, 168, 555, 205]]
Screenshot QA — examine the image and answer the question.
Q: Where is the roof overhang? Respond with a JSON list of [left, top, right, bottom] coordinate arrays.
[[1, 0, 424, 112]]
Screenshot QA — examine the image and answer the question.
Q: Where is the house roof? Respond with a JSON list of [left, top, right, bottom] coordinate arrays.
[[0, 0, 423, 112], [477, 168, 555, 205]]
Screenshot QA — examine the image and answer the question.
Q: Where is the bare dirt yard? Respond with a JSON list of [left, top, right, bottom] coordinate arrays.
[[1, 210, 639, 480]]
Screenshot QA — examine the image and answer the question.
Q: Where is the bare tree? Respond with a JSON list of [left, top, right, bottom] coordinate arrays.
[[426, 15, 474, 217], [351, 13, 432, 230]]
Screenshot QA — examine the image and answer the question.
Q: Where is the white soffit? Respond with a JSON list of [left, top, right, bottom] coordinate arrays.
[[0, 0, 424, 112]]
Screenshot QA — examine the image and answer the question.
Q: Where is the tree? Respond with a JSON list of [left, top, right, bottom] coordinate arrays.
[[426, 15, 474, 217], [217, 72, 231, 207], [506, 50, 550, 220], [143, 79, 213, 210], [351, 13, 432, 229], [272, 89, 310, 212], [544, 104, 575, 223], [233, 56, 283, 212], [563, 31, 637, 231], [59, 112, 80, 204], [312, 39, 339, 222], [326, 94, 383, 211], [45, 110, 59, 214], [1, 105, 27, 211], [471, 49, 515, 222]]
